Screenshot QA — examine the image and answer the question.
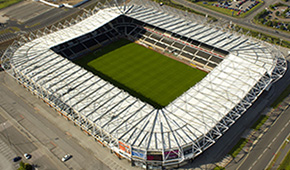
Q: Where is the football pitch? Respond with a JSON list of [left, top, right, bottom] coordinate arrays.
[[74, 39, 207, 108]]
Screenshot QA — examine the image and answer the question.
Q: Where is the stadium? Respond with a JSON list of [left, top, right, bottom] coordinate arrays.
[[1, 0, 287, 169]]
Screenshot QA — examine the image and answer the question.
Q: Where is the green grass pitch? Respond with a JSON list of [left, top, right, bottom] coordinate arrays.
[[73, 39, 207, 108]]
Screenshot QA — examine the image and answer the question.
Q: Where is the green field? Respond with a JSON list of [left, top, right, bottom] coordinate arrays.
[[74, 39, 207, 108], [0, 0, 22, 9]]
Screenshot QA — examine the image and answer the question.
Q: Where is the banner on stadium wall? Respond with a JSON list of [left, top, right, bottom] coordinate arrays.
[[164, 150, 179, 159], [118, 141, 131, 154], [131, 148, 146, 159], [147, 151, 163, 161]]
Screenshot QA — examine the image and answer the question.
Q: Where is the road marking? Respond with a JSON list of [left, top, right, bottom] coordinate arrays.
[[19, 114, 24, 119], [266, 132, 290, 169], [248, 119, 290, 169], [262, 149, 267, 154], [50, 141, 57, 147], [0, 138, 18, 169], [65, 131, 72, 137], [34, 107, 40, 112]]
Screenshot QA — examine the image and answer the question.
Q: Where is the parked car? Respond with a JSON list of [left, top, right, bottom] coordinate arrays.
[[61, 154, 72, 162], [24, 153, 31, 159], [13, 156, 21, 162]]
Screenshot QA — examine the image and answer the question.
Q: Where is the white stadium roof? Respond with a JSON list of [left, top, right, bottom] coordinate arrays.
[[2, 1, 286, 167]]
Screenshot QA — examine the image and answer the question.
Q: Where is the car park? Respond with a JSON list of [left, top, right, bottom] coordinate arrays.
[[210, 0, 260, 16]]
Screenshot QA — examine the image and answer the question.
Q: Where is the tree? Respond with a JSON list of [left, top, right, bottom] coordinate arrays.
[[276, 11, 280, 16], [265, 21, 273, 26], [256, 9, 268, 19], [273, 20, 279, 26], [269, 5, 275, 10], [261, 36, 267, 41], [260, 18, 266, 23], [18, 161, 25, 170], [24, 163, 32, 170], [18, 161, 33, 170]]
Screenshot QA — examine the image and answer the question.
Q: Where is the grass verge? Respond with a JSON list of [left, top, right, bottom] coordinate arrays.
[[233, 25, 290, 49], [195, 1, 263, 18], [228, 138, 249, 158], [213, 166, 225, 170], [25, 23, 41, 29], [278, 149, 290, 170], [0, 0, 23, 9], [152, 0, 217, 21], [266, 136, 290, 170], [271, 83, 290, 108], [0, 27, 20, 35], [10, 27, 20, 32], [196, 1, 239, 17], [266, 151, 282, 170], [0, 0, 22, 9], [0, 28, 12, 35], [251, 115, 269, 130]]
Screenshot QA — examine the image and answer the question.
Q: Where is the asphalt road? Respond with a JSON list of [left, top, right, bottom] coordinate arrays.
[[231, 104, 290, 170], [0, 113, 59, 170], [224, 58, 290, 170], [0, 0, 98, 44], [0, 1, 52, 23], [0, 71, 136, 170], [0, 85, 66, 168], [178, 60, 290, 170], [271, 131, 290, 169], [174, 0, 290, 42]]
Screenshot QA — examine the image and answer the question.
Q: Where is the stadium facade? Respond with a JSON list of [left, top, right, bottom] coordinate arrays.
[[1, 0, 287, 169]]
